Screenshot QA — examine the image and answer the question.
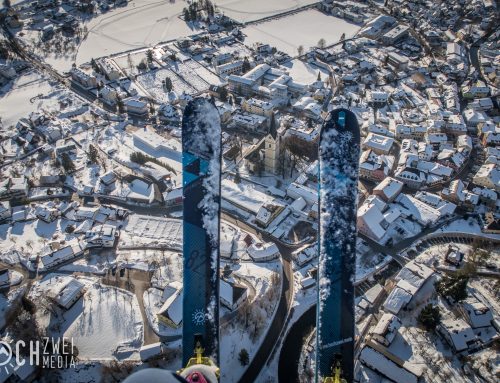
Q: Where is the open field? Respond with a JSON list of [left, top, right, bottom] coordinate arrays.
[[242, 9, 360, 56]]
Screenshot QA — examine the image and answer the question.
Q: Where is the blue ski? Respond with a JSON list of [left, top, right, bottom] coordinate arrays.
[[182, 98, 222, 368], [316, 108, 360, 383]]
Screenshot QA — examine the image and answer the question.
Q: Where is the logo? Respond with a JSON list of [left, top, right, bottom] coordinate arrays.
[[0, 337, 77, 371], [192, 309, 207, 326]]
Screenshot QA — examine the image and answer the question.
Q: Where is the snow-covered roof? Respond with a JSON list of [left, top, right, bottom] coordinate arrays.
[[359, 346, 418, 383]]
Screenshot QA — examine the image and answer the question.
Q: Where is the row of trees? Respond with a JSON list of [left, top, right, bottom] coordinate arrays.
[[130, 151, 177, 174], [183, 0, 215, 22]]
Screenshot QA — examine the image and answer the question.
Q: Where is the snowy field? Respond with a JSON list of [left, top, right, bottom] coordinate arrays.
[[134, 60, 223, 101], [0, 70, 71, 127], [242, 9, 360, 56], [280, 59, 330, 85], [31, 275, 143, 361], [214, 0, 319, 22]]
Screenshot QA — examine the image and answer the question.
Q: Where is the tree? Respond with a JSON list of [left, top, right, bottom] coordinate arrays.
[[297, 45, 304, 56], [146, 49, 153, 64], [233, 170, 241, 184], [219, 86, 228, 102], [317, 71, 322, 82], [436, 274, 468, 302], [317, 38, 326, 49], [88, 144, 98, 163], [164, 77, 173, 92], [418, 304, 441, 331], [238, 348, 249, 366], [3, 0, 11, 8], [183, 7, 190, 21], [116, 96, 125, 114], [60, 153, 75, 173], [242, 57, 251, 73]]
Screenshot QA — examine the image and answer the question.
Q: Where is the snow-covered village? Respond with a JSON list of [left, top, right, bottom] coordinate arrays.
[[0, 0, 499, 382]]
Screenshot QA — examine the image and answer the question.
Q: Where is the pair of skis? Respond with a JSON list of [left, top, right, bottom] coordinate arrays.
[[180, 99, 359, 383]]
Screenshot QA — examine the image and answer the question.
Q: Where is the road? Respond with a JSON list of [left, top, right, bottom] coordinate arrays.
[[221, 212, 296, 383]]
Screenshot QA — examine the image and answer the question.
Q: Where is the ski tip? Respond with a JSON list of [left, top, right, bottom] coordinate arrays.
[[322, 108, 360, 145], [182, 97, 221, 157]]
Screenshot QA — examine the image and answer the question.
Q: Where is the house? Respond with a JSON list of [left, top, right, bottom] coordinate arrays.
[[362, 133, 394, 155], [373, 177, 403, 203], [446, 42, 463, 65], [0, 201, 11, 221], [0, 177, 28, 201], [0, 269, 10, 289], [366, 91, 389, 106], [444, 245, 464, 266], [359, 346, 419, 383], [461, 297, 494, 329], [371, 313, 402, 346], [242, 98, 274, 119], [438, 318, 478, 353], [100, 170, 116, 187], [74, 207, 99, 221], [247, 242, 279, 262], [40, 240, 84, 269], [124, 98, 148, 116], [70, 68, 97, 88], [84, 225, 118, 248], [98, 58, 122, 81], [357, 197, 390, 242], [35, 206, 59, 223], [381, 24, 409, 45], [462, 81, 490, 99], [220, 279, 247, 311], [157, 282, 183, 328], [473, 164, 499, 192], [215, 60, 244, 76], [394, 167, 425, 189], [48, 278, 85, 310], [386, 51, 409, 70]]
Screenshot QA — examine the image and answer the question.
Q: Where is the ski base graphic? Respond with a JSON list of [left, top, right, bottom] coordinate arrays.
[[182, 98, 222, 368], [316, 108, 360, 383]]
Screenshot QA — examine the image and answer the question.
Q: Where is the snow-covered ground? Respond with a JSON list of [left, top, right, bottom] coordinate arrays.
[[121, 215, 182, 250], [242, 9, 360, 56], [31, 275, 144, 361], [215, 0, 319, 23], [0, 70, 77, 127], [220, 261, 281, 383], [280, 59, 330, 84]]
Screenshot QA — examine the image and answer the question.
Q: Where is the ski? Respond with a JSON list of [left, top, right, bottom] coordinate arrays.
[[316, 108, 360, 383], [181, 97, 222, 373]]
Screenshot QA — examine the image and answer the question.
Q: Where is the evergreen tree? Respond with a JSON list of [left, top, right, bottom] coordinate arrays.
[[61, 153, 75, 173], [165, 77, 173, 92], [297, 45, 304, 56], [317, 38, 326, 49], [436, 274, 468, 302], [418, 304, 441, 331], [183, 7, 190, 21], [242, 57, 251, 73], [146, 50, 153, 64], [88, 144, 98, 163], [219, 86, 228, 102], [238, 348, 249, 366], [317, 71, 322, 82]]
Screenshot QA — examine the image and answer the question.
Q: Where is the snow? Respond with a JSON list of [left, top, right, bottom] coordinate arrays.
[[318, 113, 359, 315], [215, 0, 318, 23], [0, 71, 74, 127], [221, 179, 274, 214], [220, 261, 282, 383], [280, 59, 330, 85], [242, 9, 360, 56], [31, 275, 143, 361]]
